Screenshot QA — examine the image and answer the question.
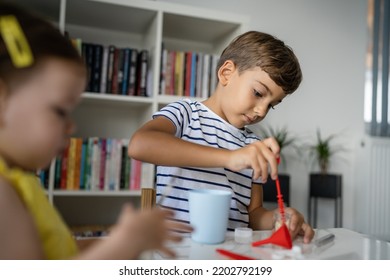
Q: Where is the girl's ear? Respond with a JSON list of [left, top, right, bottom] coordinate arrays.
[[217, 60, 236, 86]]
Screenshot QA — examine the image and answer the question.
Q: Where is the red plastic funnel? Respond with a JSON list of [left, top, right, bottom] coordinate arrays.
[[252, 223, 292, 249]]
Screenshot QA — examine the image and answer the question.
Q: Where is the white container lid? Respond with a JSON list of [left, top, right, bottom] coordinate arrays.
[[234, 227, 253, 243]]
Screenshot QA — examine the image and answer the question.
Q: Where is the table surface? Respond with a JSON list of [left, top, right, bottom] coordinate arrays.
[[149, 228, 390, 260]]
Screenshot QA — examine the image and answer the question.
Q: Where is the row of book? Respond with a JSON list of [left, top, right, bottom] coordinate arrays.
[[39, 137, 152, 191], [159, 48, 220, 98], [71, 38, 149, 96]]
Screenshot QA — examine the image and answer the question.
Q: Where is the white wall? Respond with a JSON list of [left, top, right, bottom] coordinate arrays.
[[157, 0, 368, 230]]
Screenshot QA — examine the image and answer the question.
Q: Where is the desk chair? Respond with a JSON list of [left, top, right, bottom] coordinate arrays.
[[141, 188, 156, 210]]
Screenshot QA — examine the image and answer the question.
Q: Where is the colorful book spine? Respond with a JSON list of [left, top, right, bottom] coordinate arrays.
[[79, 138, 87, 190], [121, 48, 130, 95], [130, 158, 142, 190], [73, 138, 83, 190], [136, 50, 148, 96], [66, 138, 77, 190], [100, 45, 109, 93], [127, 48, 138, 96], [60, 143, 69, 190], [99, 138, 107, 190]]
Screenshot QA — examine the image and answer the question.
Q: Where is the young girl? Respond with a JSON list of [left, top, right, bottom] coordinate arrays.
[[0, 3, 191, 260]]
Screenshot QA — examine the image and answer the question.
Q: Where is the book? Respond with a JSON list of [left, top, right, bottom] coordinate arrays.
[[174, 51, 184, 96], [99, 45, 109, 93], [130, 158, 142, 190], [202, 54, 211, 98], [106, 45, 116, 93], [195, 53, 203, 98], [60, 143, 69, 190], [79, 138, 88, 190], [91, 44, 103, 93], [90, 137, 101, 191], [99, 138, 107, 190], [84, 138, 94, 190], [83, 43, 94, 92], [190, 53, 197, 97], [159, 46, 167, 95], [111, 47, 120, 94], [103, 138, 111, 191], [66, 138, 77, 190], [127, 48, 138, 96], [116, 49, 124, 95], [73, 138, 83, 190], [184, 52, 192, 97], [136, 50, 148, 96], [54, 157, 62, 189], [121, 48, 131, 95]]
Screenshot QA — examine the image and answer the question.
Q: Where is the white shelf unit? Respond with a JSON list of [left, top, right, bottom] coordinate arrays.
[[15, 0, 248, 227]]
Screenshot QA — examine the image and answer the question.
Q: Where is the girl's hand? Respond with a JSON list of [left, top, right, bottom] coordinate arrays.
[[113, 204, 193, 257]]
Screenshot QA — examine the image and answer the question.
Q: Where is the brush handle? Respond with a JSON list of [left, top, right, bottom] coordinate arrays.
[[216, 249, 255, 260], [275, 157, 286, 223], [275, 178, 286, 223]]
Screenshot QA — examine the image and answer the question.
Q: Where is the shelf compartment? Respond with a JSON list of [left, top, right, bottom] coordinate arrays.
[[65, 0, 157, 34], [52, 190, 141, 197], [162, 12, 242, 53], [13, 0, 62, 23], [53, 195, 141, 226], [81, 93, 153, 107]]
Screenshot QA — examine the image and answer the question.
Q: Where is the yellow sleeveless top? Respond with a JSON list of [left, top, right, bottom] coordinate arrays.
[[0, 158, 78, 259]]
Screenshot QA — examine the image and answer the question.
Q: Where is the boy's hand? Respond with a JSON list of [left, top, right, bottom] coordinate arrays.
[[226, 137, 280, 183], [284, 207, 315, 243]]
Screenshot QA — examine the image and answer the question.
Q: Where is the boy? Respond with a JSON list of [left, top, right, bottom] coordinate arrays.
[[129, 31, 314, 243]]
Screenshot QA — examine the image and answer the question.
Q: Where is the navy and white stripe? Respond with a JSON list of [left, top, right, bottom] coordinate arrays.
[[153, 99, 261, 230]]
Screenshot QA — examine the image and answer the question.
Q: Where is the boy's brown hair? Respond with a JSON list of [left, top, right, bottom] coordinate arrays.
[[217, 31, 302, 94], [0, 2, 84, 90]]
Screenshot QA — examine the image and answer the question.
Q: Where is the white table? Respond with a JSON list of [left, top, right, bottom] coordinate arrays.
[[150, 228, 390, 260]]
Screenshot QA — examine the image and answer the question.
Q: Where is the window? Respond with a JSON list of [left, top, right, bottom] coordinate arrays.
[[365, 0, 390, 136]]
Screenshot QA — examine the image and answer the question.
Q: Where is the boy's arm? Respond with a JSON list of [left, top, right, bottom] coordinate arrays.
[[128, 116, 229, 168], [129, 117, 279, 182], [248, 183, 274, 230]]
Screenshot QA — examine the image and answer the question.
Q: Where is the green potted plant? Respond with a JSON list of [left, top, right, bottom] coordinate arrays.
[[257, 126, 299, 206], [308, 129, 344, 174], [307, 129, 345, 227]]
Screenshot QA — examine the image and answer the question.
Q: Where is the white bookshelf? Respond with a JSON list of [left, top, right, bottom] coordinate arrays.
[[15, 0, 248, 227]]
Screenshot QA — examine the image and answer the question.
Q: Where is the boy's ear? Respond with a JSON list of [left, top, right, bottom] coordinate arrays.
[[218, 60, 236, 86]]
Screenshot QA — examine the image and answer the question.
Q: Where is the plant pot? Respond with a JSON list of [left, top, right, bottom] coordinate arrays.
[[309, 173, 342, 198], [262, 174, 290, 206]]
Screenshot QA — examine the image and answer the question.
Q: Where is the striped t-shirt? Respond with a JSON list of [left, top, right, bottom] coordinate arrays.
[[153, 99, 261, 230]]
